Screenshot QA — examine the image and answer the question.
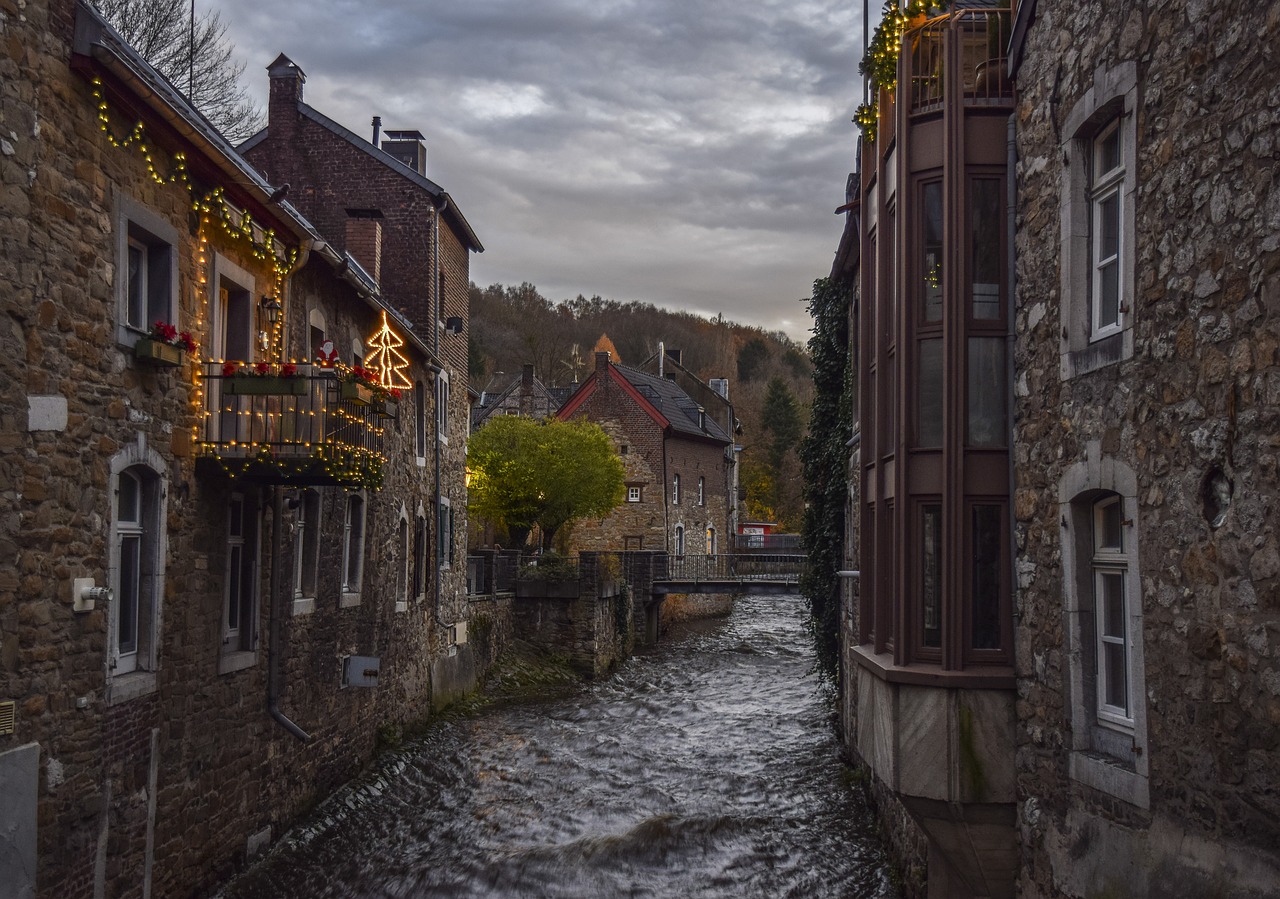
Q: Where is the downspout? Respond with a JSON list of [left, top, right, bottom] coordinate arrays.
[[1006, 115, 1019, 630], [433, 197, 449, 627], [268, 486, 311, 741]]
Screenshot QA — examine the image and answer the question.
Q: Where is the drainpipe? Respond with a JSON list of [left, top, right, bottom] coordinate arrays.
[[433, 197, 449, 627], [1006, 116, 1019, 628], [267, 486, 311, 741]]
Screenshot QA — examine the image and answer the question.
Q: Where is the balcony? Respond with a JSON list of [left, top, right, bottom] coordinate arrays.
[[907, 8, 1013, 115], [196, 362, 390, 489]]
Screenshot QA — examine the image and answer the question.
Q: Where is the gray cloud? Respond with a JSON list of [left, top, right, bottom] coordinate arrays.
[[216, 0, 863, 341]]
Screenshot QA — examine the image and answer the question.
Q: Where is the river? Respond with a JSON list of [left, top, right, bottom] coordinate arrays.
[[219, 594, 895, 898]]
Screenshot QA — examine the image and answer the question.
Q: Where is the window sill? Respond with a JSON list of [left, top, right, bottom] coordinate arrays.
[[218, 650, 257, 675], [340, 591, 361, 609], [1063, 331, 1127, 379], [291, 596, 316, 616], [1070, 749, 1149, 808], [851, 643, 1015, 690], [107, 670, 157, 706], [395, 600, 408, 613]]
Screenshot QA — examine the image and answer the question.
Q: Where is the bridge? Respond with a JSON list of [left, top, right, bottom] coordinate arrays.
[[653, 553, 806, 596]]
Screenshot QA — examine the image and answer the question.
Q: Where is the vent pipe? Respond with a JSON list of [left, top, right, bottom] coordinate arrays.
[[371, 115, 382, 146]]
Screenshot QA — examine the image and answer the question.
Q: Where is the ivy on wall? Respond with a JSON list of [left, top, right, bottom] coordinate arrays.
[[800, 276, 852, 686]]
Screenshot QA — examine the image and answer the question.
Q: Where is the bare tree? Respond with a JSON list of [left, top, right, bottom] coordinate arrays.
[[95, 0, 263, 143]]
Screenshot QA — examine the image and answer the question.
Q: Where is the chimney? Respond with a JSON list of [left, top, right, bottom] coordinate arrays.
[[344, 210, 383, 285], [371, 115, 382, 146], [267, 53, 305, 116], [381, 129, 427, 175], [521, 363, 534, 390], [595, 351, 611, 374]]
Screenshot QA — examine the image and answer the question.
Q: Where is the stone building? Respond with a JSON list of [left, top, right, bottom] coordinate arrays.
[[837, 0, 1280, 896], [558, 352, 733, 556], [0, 3, 492, 896], [470, 363, 564, 430]]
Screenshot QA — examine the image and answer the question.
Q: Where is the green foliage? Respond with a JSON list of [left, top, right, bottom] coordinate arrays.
[[855, 0, 949, 143], [469, 416, 625, 550], [800, 276, 852, 685], [762, 377, 802, 472], [737, 337, 771, 382]]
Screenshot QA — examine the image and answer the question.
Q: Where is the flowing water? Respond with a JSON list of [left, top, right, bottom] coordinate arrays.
[[220, 594, 895, 898]]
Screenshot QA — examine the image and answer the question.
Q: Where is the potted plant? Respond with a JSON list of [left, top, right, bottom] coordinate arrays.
[[223, 361, 308, 395], [135, 320, 195, 367], [339, 364, 380, 405]]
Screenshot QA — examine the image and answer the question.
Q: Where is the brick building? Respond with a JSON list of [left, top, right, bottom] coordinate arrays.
[[470, 363, 564, 430], [837, 0, 1280, 896], [557, 352, 733, 555], [0, 3, 493, 896]]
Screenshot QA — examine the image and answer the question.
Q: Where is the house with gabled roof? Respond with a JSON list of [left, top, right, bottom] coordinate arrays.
[[471, 363, 564, 430], [557, 352, 732, 556]]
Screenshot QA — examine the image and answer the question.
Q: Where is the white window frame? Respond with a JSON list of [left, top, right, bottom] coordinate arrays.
[[220, 490, 259, 674], [674, 523, 685, 557], [106, 440, 167, 704], [705, 524, 717, 556], [437, 371, 451, 445], [1059, 62, 1137, 379], [114, 193, 179, 348], [627, 486, 642, 503], [341, 491, 366, 607], [1092, 495, 1133, 728], [672, 474, 681, 505], [291, 488, 321, 616], [437, 498, 454, 570], [396, 509, 410, 613], [415, 380, 428, 465]]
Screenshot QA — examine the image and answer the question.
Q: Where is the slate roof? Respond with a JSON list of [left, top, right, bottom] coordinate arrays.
[[614, 364, 731, 444]]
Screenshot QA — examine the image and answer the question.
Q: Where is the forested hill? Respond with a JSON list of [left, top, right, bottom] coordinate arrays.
[[468, 281, 814, 529]]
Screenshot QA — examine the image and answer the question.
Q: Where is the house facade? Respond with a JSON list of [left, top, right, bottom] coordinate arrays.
[[558, 352, 733, 556], [0, 4, 491, 896], [839, 0, 1280, 896], [471, 363, 564, 430]]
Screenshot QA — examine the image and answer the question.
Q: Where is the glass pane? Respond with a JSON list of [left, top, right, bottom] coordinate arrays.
[[119, 535, 140, 655], [1097, 499, 1123, 551], [118, 472, 140, 523], [922, 183, 943, 322], [1097, 125, 1121, 175], [147, 245, 169, 323], [1098, 192, 1119, 259], [127, 244, 145, 328], [1101, 572, 1126, 638], [917, 339, 943, 447], [227, 544, 242, 630], [1098, 259, 1120, 330], [971, 179, 1001, 320], [971, 505, 1002, 650], [967, 338, 1006, 446], [228, 496, 243, 538], [921, 504, 942, 648], [1104, 642, 1128, 712]]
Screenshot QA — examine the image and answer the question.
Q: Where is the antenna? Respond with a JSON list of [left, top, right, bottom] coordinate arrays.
[[188, 0, 195, 101]]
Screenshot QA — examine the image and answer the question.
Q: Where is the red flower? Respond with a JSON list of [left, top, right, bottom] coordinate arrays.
[[281, 363, 298, 378], [253, 361, 270, 376], [178, 332, 197, 354], [388, 387, 401, 399], [151, 320, 178, 342], [222, 361, 240, 377]]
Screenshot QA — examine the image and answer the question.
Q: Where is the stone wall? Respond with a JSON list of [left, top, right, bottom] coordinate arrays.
[[1012, 0, 1280, 894]]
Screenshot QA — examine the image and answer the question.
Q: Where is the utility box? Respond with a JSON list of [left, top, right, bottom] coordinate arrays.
[[341, 656, 380, 688]]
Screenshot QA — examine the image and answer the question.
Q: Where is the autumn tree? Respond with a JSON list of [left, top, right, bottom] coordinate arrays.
[[95, 0, 263, 142], [468, 416, 625, 550]]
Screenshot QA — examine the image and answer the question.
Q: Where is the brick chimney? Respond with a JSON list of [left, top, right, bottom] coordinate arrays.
[[595, 351, 611, 374], [521, 363, 534, 391], [267, 53, 304, 124], [344, 211, 382, 285]]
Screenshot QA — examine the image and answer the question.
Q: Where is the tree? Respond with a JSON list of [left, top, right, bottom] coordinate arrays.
[[737, 337, 770, 382], [468, 416, 625, 550], [799, 276, 851, 686], [761, 376, 802, 472], [96, 0, 263, 142]]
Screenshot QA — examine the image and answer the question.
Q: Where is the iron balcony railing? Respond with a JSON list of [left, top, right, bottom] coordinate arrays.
[[196, 362, 390, 488], [908, 7, 1013, 114]]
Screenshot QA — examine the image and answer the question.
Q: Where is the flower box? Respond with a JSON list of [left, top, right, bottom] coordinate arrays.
[[377, 397, 399, 419], [134, 338, 184, 367], [341, 382, 375, 405], [225, 376, 308, 396]]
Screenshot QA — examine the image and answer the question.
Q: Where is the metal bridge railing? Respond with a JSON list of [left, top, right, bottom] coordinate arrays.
[[662, 553, 806, 583]]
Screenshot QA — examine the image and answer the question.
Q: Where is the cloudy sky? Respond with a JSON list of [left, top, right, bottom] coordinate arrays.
[[215, 0, 868, 342]]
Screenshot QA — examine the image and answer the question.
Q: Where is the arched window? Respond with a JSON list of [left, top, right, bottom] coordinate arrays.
[[292, 488, 321, 614], [341, 492, 366, 604], [674, 524, 685, 557], [705, 525, 717, 556], [396, 512, 410, 612]]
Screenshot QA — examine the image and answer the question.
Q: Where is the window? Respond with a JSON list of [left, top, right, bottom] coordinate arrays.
[[413, 512, 427, 601], [919, 502, 943, 651], [292, 489, 321, 615], [697, 477, 705, 505], [437, 499, 454, 569], [1060, 452, 1148, 807], [672, 474, 681, 505], [396, 513, 410, 612], [341, 492, 366, 605], [436, 372, 450, 443], [920, 181, 943, 323], [627, 486, 642, 503], [674, 524, 685, 556], [1060, 62, 1137, 378], [309, 309, 327, 361], [115, 195, 178, 347], [1092, 495, 1131, 724], [107, 449, 166, 701], [705, 525, 717, 556], [221, 492, 259, 672], [415, 380, 427, 463]]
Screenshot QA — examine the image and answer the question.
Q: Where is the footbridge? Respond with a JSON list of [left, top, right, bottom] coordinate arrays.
[[653, 553, 807, 596]]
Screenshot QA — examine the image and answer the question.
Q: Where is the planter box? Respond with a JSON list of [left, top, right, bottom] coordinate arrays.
[[225, 376, 308, 396], [134, 338, 183, 367], [340, 382, 375, 405], [377, 398, 399, 419]]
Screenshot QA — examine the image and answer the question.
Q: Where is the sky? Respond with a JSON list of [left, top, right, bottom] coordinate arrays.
[[213, 0, 868, 343]]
